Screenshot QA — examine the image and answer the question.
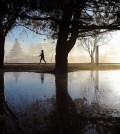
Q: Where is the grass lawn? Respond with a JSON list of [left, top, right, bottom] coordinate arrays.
[[2, 63, 120, 73]]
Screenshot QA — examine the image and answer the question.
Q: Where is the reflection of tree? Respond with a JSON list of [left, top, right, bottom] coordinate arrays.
[[80, 71, 101, 104], [8, 73, 82, 133], [55, 72, 119, 133], [0, 71, 24, 134], [18, 99, 56, 134], [91, 71, 100, 102], [2, 71, 120, 133], [74, 71, 120, 133], [55, 73, 85, 133], [79, 71, 116, 114], [0, 71, 5, 133]]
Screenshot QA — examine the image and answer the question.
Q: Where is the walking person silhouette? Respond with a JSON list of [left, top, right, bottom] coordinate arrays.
[[38, 50, 46, 65]]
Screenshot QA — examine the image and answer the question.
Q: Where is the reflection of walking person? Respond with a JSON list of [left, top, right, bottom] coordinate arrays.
[[41, 73, 44, 83], [38, 50, 46, 65]]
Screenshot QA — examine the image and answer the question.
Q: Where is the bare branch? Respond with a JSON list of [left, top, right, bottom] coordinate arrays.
[[15, 23, 51, 38]]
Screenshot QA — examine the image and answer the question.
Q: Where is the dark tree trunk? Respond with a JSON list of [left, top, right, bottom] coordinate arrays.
[[0, 35, 5, 68], [54, 3, 74, 73], [55, 1, 85, 73], [0, 16, 16, 68], [55, 46, 68, 73]]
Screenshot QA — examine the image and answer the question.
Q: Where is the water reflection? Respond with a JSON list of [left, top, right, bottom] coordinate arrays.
[[0, 72, 5, 133], [1, 71, 120, 133], [0, 71, 24, 134], [55, 73, 80, 133], [55, 72, 120, 133], [40, 73, 44, 83], [4, 72, 55, 112], [68, 71, 120, 114], [12, 72, 21, 83]]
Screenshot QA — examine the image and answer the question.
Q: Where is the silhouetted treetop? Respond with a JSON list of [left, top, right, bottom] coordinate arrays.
[[19, 0, 120, 38]]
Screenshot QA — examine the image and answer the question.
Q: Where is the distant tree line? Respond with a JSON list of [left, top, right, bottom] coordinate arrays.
[[5, 39, 56, 63]]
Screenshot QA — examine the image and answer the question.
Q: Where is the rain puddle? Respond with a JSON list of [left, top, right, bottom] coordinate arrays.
[[1, 70, 120, 134]]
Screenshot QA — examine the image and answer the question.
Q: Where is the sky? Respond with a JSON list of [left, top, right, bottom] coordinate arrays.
[[5, 26, 120, 63], [5, 26, 47, 54]]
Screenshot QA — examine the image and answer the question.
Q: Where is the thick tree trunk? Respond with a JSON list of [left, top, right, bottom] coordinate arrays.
[[55, 46, 68, 73], [0, 15, 16, 68], [54, 1, 85, 73], [54, 3, 73, 73], [0, 35, 5, 68]]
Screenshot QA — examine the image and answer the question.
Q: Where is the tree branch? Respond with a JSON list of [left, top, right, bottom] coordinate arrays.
[[79, 25, 120, 30], [19, 13, 60, 23], [15, 22, 51, 37]]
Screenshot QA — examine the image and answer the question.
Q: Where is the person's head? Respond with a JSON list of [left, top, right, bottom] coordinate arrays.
[[41, 50, 44, 53]]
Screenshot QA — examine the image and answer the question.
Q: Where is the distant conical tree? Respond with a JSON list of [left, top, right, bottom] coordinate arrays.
[[9, 38, 23, 59]]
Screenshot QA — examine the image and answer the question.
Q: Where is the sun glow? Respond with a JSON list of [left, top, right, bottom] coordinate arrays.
[[5, 30, 120, 63]]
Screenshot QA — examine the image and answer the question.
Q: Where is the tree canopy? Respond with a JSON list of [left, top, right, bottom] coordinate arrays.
[[21, 0, 120, 38], [1, 0, 120, 38]]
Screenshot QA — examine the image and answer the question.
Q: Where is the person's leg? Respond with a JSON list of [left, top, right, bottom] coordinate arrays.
[[39, 59, 42, 65], [43, 59, 46, 64]]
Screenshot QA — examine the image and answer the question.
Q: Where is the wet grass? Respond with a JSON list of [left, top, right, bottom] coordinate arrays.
[[2, 63, 120, 73]]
